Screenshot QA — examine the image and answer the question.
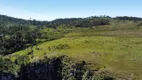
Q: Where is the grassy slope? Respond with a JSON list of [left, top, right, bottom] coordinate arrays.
[[8, 20, 142, 80]]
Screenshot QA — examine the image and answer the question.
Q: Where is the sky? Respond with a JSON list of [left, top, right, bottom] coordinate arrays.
[[0, 0, 142, 21]]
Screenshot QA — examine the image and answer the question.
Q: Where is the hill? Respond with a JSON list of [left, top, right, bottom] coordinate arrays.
[[1, 15, 142, 80], [9, 27, 142, 80]]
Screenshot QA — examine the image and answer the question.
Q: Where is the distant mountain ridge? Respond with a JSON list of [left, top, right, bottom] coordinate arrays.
[[0, 14, 49, 27], [1, 14, 142, 28]]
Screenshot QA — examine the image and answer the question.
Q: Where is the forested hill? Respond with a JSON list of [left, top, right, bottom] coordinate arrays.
[[1, 14, 142, 79], [1, 14, 142, 28], [0, 14, 111, 28], [0, 14, 28, 25], [0, 14, 49, 27], [0, 14, 111, 55], [1, 14, 142, 55], [114, 16, 142, 21]]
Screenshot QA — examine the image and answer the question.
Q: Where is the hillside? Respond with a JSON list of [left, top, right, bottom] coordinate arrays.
[[1, 15, 142, 80], [11, 30, 142, 79]]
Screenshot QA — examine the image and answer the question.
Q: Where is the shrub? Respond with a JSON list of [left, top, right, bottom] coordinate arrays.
[[48, 44, 70, 51]]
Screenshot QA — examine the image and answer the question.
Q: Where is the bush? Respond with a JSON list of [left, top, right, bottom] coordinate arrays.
[[48, 44, 70, 51]]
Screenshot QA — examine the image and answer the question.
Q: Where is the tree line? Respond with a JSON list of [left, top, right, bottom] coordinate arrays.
[[0, 55, 113, 80]]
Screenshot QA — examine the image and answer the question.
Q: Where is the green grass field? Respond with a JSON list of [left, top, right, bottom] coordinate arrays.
[[7, 21, 142, 80]]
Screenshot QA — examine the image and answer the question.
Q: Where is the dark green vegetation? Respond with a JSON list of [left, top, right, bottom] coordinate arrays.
[[0, 56, 113, 80], [1, 14, 142, 80], [0, 25, 41, 55], [0, 14, 110, 55]]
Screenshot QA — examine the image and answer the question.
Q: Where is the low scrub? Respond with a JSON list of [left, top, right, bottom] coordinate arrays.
[[48, 44, 70, 51]]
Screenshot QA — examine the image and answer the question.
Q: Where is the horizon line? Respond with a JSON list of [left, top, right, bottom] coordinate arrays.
[[1, 13, 142, 21]]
